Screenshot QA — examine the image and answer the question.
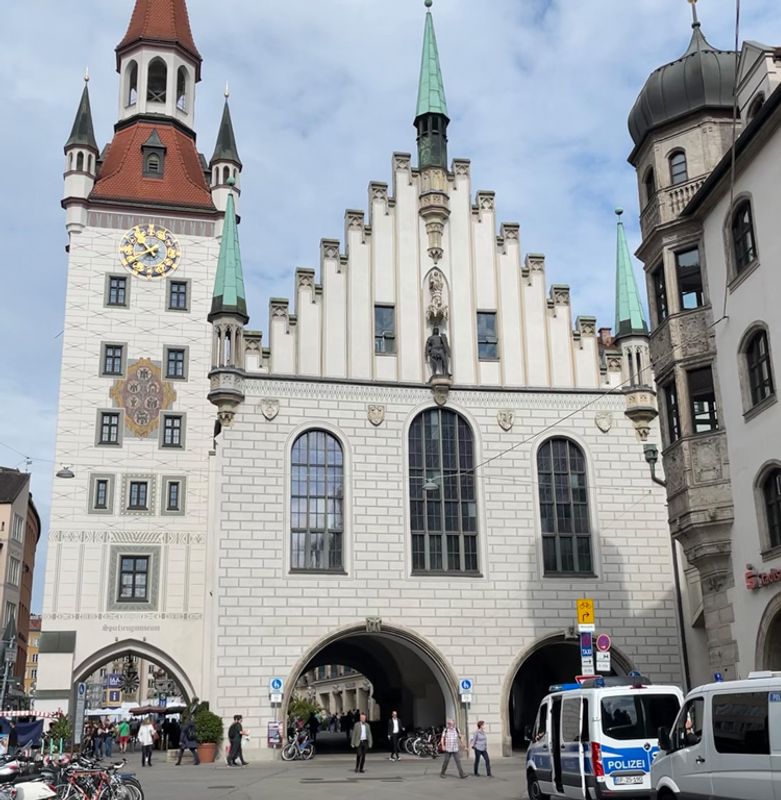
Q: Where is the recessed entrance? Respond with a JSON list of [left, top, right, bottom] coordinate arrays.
[[757, 595, 781, 670]]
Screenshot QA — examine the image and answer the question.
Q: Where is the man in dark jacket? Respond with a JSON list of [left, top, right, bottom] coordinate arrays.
[[175, 719, 200, 766], [227, 715, 248, 766], [387, 711, 404, 761]]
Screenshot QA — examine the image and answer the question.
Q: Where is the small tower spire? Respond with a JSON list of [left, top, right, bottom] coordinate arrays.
[[210, 96, 242, 214], [211, 99, 242, 168], [614, 209, 648, 339], [210, 185, 248, 324], [65, 82, 98, 153], [415, 0, 449, 170]]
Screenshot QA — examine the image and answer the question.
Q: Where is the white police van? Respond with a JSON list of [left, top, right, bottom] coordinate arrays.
[[651, 671, 781, 799], [526, 675, 683, 799]]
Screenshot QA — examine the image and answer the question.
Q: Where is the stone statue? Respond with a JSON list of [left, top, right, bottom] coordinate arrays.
[[426, 327, 451, 377]]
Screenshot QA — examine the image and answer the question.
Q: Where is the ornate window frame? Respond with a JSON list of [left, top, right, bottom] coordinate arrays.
[[738, 323, 776, 420], [88, 473, 115, 515], [754, 460, 781, 560], [724, 192, 760, 290], [106, 545, 160, 612]]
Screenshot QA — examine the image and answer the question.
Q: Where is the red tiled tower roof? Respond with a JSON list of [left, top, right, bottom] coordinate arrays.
[[90, 121, 215, 212], [116, 0, 202, 72]]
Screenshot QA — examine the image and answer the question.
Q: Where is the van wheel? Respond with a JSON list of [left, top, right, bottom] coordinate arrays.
[[527, 774, 550, 800]]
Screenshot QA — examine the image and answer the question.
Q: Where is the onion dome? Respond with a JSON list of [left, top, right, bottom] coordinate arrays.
[[628, 21, 736, 150]]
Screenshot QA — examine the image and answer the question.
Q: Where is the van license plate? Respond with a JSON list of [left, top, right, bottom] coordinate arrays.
[[614, 776, 643, 786]]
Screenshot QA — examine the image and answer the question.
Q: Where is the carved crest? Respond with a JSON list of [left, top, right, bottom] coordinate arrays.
[[595, 412, 613, 433], [261, 399, 280, 421], [365, 617, 382, 633], [367, 405, 385, 426], [432, 383, 450, 406], [497, 410, 514, 431], [110, 358, 176, 439]]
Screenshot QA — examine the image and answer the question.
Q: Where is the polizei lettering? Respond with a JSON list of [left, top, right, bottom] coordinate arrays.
[[605, 758, 646, 772]]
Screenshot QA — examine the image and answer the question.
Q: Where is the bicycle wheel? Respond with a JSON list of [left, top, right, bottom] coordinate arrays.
[[281, 743, 297, 761], [404, 737, 416, 755], [120, 779, 144, 800], [301, 745, 314, 760]]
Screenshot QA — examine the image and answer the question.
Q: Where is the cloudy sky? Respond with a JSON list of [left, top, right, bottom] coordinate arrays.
[[2, 0, 780, 611]]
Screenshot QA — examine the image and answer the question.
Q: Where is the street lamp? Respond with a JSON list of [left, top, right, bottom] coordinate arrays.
[[643, 444, 667, 488], [56, 466, 75, 479]]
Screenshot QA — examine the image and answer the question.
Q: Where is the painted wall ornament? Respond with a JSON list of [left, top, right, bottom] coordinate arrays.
[[595, 412, 613, 433], [367, 405, 385, 426], [261, 399, 280, 421], [110, 358, 175, 438], [497, 410, 514, 431]]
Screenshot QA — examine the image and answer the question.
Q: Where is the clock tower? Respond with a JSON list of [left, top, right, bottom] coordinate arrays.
[[37, 0, 236, 713]]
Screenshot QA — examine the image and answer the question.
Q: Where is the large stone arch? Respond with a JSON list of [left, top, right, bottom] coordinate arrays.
[[281, 622, 463, 730], [71, 638, 197, 703], [755, 592, 781, 670], [500, 632, 634, 755]]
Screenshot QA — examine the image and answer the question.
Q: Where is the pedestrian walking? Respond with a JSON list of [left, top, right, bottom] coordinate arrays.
[[137, 717, 157, 767], [350, 712, 372, 773], [104, 722, 115, 758], [439, 719, 467, 779], [117, 720, 130, 754], [227, 715, 248, 766], [470, 721, 492, 777], [387, 711, 403, 761], [175, 719, 200, 766]]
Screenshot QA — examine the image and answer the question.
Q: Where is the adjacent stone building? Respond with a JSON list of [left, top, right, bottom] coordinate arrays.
[[37, 0, 685, 756]]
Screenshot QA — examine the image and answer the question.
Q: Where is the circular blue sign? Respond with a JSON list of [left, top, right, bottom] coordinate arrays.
[[459, 678, 473, 692], [270, 677, 283, 691]]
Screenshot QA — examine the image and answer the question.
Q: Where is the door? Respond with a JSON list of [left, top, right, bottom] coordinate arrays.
[[531, 701, 555, 796], [708, 690, 771, 800], [665, 696, 712, 798], [770, 691, 781, 800], [560, 696, 587, 799], [551, 696, 564, 795]]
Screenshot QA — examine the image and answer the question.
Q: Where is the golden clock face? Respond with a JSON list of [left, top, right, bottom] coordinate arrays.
[[119, 224, 181, 279]]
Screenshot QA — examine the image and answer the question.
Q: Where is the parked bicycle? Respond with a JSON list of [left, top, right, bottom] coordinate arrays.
[[281, 730, 315, 761]]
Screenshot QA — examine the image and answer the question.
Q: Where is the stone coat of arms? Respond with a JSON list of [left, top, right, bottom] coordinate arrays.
[[497, 410, 514, 432], [110, 358, 176, 438], [367, 405, 385, 426]]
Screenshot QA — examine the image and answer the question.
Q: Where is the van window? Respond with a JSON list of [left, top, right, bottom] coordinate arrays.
[[581, 699, 589, 743], [601, 694, 681, 740], [562, 697, 581, 742], [671, 697, 704, 749], [713, 692, 770, 755], [533, 702, 548, 742]]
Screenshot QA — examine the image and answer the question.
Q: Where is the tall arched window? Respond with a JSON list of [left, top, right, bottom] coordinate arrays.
[[669, 150, 688, 185], [537, 438, 592, 574], [643, 168, 656, 207], [731, 200, 757, 273], [409, 408, 478, 574], [126, 61, 138, 107], [763, 469, 781, 549], [222, 165, 230, 184], [176, 66, 188, 112], [745, 329, 775, 407], [291, 430, 344, 571], [76, 152, 84, 171], [147, 58, 167, 103]]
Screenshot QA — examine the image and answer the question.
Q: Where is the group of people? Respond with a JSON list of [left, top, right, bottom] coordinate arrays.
[[82, 719, 133, 758], [350, 713, 492, 778]]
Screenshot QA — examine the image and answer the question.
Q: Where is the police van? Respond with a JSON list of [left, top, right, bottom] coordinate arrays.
[[526, 675, 683, 799], [651, 671, 781, 799]]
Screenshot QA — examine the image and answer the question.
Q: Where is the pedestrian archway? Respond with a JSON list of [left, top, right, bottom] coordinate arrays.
[[502, 634, 631, 753], [756, 594, 781, 670], [283, 624, 460, 753]]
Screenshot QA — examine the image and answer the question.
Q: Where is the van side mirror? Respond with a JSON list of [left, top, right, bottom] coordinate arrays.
[[658, 727, 672, 752], [523, 725, 533, 742]]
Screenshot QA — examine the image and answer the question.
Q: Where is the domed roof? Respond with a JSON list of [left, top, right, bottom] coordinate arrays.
[[628, 23, 736, 149]]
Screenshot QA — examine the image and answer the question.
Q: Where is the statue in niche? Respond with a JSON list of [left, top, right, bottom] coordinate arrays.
[[426, 327, 451, 378]]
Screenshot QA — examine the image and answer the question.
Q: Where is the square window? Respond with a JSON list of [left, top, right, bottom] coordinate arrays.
[[374, 305, 396, 354], [168, 281, 188, 311], [166, 481, 181, 511], [162, 415, 184, 448], [117, 555, 149, 602], [98, 412, 121, 446], [688, 367, 719, 434], [128, 481, 149, 510], [106, 276, 128, 308], [94, 479, 109, 509], [165, 348, 186, 379], [101, 344, 124, 376], [675, 248, 704, 310], [477, 312, 498, 359]]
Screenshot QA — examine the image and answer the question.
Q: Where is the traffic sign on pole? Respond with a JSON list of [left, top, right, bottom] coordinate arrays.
[[269, 677, 284, 693], [459, 678, 473, 693], [577, 598, 595, 626], [596, 633, 612, 653], [596, 651, 611, 673]]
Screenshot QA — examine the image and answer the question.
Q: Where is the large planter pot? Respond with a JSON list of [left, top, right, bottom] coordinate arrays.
[[197, 743, 218, 764]]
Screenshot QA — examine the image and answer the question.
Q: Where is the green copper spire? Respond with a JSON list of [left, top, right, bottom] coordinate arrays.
[[614, 208, 648, 339], [210, 186, 248, 322], [66, 79, 98, 152], [416, 3, 448, 119]]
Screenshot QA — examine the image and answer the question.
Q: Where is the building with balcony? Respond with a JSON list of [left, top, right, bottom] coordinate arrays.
[[628, 7, 781, 683]]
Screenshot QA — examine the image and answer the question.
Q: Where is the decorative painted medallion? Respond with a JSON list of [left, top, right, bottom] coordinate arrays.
[[119, 223, 181, 279], [110, 358, 176, 438]]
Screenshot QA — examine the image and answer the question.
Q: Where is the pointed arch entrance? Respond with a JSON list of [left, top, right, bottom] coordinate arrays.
[[756, 593, 781, 670]]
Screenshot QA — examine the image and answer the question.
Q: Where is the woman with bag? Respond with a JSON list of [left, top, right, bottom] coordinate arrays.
[[470, 720, 492, 777]]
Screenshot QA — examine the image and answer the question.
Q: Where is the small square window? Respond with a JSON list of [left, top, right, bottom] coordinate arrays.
[[675, 248, 704, 310], [688, 367, 719, 434], [374, 305, 396, 354], [166, 481, 181, 511], [7, 557, 20, 587], [165, 348, 186, 379], [117, 556, 149, 602], [477, 312, 498, 359], [11, 514, 23, 543], [94, 479, 109, 509], [98, 412, 121, 446], [168, 281, 188, 311], [162, 415, 184, 448], [128, 481, 149, 510], [101, 344, 124, 376], [106, 276, 128, 308]]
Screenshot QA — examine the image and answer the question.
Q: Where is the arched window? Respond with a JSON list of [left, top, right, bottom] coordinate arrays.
[[126, 61, 138, 106], [748, 94, 765, 122], [88, 154, 93, 173], [643, 167, 656, 207], [176, 66, 188, 112], [409, 408, 478, 574], [68, 153, 73, 170], [76, 152, 84, 171], [763, 469, 781, 549], [669, 150, 688, 185], [745, 329, 775, 407], [222, 165, 230, 184], [147, 58, 167, 103], [731, 200, 758, 273], [291, 430, 344, 571], [537, 438, 592, 574]]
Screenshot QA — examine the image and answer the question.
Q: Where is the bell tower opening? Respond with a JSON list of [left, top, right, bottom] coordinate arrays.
[[147, 58, 168, 104]]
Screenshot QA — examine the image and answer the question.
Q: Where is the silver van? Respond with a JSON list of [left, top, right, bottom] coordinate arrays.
[[651, 671, 781, 799]]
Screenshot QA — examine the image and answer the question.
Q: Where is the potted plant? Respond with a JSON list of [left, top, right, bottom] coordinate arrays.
[[193, 705, 224, 764]]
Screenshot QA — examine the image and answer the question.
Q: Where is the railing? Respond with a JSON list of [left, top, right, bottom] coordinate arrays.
[[668, 176, 706, 216], [639, 175, 708, 239], [640, 194, 660, 239]]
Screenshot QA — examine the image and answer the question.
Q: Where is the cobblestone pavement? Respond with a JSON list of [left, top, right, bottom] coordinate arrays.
[[130, 752, 527, 799]]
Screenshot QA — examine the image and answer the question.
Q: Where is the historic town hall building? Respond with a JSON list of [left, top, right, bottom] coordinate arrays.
[[37, 0, 685, 754]]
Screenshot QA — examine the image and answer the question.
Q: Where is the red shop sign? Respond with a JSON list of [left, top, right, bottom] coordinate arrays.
[[745, 563, 781, 591]]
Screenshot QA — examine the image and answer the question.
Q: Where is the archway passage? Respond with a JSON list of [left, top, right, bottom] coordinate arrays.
[[286, 628, 456, 755], [763, 608, 781, 669], [507, 639, 623, 750]]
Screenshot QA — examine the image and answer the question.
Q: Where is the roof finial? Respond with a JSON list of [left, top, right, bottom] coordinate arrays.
[[425, 0, 433, 8], [688, 0, 700, 28], [84, 66, 90, 84], [615, 207, 624, 218], [224, 82, 230, 99]]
